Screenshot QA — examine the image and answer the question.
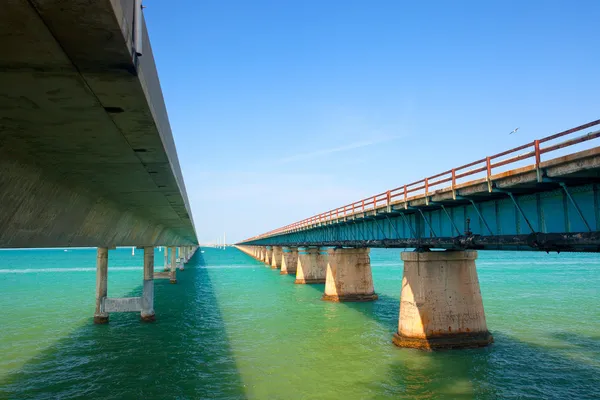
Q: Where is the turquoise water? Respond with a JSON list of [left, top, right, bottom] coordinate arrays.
[[0, 247, 599, 399]]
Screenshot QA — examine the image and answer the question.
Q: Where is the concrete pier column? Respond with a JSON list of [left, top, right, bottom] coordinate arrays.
[[164, 247, 169, 271], [265, 246, 273, 266], [141, 246, 155, 322], [322, 247, 378, 302], [393, 250, 493, 350], [259, 247, 266, 262], [178, 246, 184, 271], [169, 246, 177, 284], [295, 247, 326, 284], [271, 246, 283, 269], [94, 247, 109, 324], [280, 247, 299, 275]]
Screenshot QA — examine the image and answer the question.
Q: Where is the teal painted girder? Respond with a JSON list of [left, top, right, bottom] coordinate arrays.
[[243, 183, 600, 252]]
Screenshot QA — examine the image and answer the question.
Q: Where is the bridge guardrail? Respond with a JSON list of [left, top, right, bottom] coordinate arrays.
[[246, 119, 600, 241]]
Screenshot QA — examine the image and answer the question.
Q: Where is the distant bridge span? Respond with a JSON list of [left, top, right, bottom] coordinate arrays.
[[237, 120, 600, 350], [241, 120, 600, 253]]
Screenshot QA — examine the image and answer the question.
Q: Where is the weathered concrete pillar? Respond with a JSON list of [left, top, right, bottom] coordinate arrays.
[[169, 246, 177, 284], [295, 247, 326, 284], [94, 247, 109, 324], [164, 247, 169, 271], [178, 246, 185, 271], [322, 247, 377, 302], [265, 246, 273, 266], [259, 247, 266, 262], [280, 247, 299, 275], [393, 250, 493, 350], [271, 246, 283, 269], [141, 246, 155, 322]]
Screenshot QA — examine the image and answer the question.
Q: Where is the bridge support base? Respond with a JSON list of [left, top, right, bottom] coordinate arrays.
[[271, 246, 283, 269], [140, 246, 155, 322], [280, 247, 298, 275], [169, 246, 177, 284], [94, 246, 158, 324], [295, 247, 326, 284], [322, 248, 377, 302], [163, 247, 170, 271], [265, 246, 273, 266], [94, 247, 109, 324], [393, 250, 493, 350]]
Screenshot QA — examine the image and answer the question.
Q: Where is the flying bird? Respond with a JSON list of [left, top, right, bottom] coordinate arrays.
[[509, 127, 520, 135]]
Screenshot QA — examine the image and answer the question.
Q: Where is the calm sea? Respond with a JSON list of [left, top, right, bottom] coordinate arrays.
[[0, 247, 598, 399]]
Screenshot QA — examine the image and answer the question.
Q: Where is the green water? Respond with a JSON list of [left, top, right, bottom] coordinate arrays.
[[0, 247, 598, 399]]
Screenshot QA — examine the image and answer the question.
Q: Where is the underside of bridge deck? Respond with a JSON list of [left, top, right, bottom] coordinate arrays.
[[0, 0, 196, 247]]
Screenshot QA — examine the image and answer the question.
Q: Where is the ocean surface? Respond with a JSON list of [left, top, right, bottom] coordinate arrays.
[[0, 247, 598, 399]]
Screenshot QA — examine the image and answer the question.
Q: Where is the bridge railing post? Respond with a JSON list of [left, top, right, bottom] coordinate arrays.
[[534, 139, 542, 182], [486, 156, 492, 192]]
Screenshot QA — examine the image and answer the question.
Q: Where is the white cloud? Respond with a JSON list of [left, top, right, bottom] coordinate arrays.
[[276, 136, 402, 164]]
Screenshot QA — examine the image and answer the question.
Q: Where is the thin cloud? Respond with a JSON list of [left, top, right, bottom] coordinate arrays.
[[277, 136, 402, 164]]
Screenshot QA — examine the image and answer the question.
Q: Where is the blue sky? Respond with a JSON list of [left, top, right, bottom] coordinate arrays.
[[144, 0, 600, 244]]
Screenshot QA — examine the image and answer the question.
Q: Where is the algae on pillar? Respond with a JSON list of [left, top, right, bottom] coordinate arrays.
[[169, 246, 177, 284], [94, 247, 109, 324], [280, 247, 298, 275], [141, 246, 155, 322], [295, 247, 326, 284], [271, 246, 283, 269], [322, 247, 377, 302], [393, 250, 493, 350]]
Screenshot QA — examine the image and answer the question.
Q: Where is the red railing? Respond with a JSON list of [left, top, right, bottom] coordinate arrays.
[[244, 119, 600, 241]]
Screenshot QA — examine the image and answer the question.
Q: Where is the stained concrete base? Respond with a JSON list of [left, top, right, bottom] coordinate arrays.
[[322, 248, 377, 303], [154, 271, 171, 279], [296, 247, 326, 283], [322, 293, 379, 302], [93, 315, 109, 324], [140, 313, 156, 322], [280, 247, 298, 275], [392, 332, 493, 350], [395, 250, 492, 350], [295, 278, 326, 284]]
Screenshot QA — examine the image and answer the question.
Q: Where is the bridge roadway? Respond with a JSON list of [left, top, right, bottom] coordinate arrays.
[[237, 120, 600, 350], [1, 1, 198, 323]]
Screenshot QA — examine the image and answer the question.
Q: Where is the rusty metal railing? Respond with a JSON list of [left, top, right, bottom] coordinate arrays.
[[244, 119, 600, 242]]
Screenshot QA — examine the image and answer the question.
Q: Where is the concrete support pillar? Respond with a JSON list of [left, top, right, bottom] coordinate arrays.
[[141, 246, 155, 322], [94, 247, 109, 324], [178, 246, 184, 271], [169, 246, 177, 284], [259, 247, 266, 262], [322, 247, 377, 302], [280, 247, 298, 275], [295, 247, 326, 284], [393, 250, 493, 350], [164, 247, 169, 271], [271, 246, 283, 269], [265, 246, 273, 266]]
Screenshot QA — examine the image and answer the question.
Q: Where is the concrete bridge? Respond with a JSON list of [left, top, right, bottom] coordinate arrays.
[[237, 119, 600, 350], [1, 1, 199, 323]]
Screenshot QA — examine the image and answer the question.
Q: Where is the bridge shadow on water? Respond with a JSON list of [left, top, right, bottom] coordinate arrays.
[[368, 331, 600, 399], [294, 271, 600, 399], [0, 252, 247, 400]]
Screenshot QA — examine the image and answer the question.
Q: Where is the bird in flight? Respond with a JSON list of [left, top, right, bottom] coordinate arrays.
[[509, 127, 520, 135]]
